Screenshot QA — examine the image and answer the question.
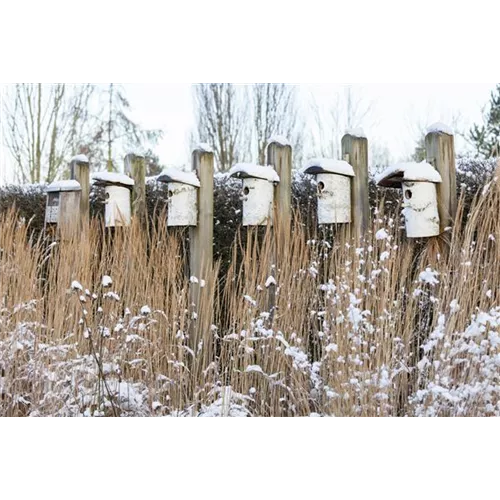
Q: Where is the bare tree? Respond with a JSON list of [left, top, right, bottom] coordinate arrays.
[[2, 84, 97, 183], [405, 105, 464, 161], [88, 84, 163, 173], [308, 85, 373, 160], [193, 84, 250, 172], [252, 84, 300, 165]]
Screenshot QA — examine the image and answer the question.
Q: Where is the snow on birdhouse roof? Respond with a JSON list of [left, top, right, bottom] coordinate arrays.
[[125, 150, 145, 159], [267, 135, 291, 147], [195, 143, 214, 154], [229, 164, 280, 183], [92, 172, 135, 187], [302, 159, 355, 178], [47, 180, 82, 193], [71, 154, 89, 164], [157, 168, 201, 188], [426, 122, 454, 136], [376, 161, 442, 188], [344, 128, 367, 139]]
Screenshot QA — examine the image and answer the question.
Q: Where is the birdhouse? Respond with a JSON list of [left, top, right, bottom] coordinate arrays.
[[157, 168, 200, 227], [92, 172, 134, 228], [228, 164, 280, 226], [376, 162, 443, 238], [302, 159, 355, 225], [45, 180, 82, 239]]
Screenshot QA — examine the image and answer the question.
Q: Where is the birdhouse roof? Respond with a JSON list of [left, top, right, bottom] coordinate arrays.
[[302, 159, 355, 178], [92, 172, 135, 188], [229, 164, 280, 183], [157, 168, 201, 188], [47, 180, 82, 193], [376, 162, 443, 188]]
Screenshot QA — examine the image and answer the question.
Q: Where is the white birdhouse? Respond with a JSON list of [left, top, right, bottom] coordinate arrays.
[[157, 168, 200, 227], [302, 159, 355, 225], [93, 172, 135, 228], [45, 180, 82, 237], [376, 162, 443, 238], [228, 164, 280, 227]]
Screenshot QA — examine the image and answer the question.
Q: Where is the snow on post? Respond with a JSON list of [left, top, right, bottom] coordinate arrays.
[[124, 153, 147, 223], [425, 123, 457, 235], [229, 164, 280, 227], [342, 131, 369, 241], [157, 168, 200, 227], [302, 159, 355, 225], [70, 154, 90, 229], [45, 179, 82, 241], [377, 162, 442, 239], [92, 172, 134, 228]]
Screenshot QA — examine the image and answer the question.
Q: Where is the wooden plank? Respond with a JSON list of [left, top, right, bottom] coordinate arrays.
[[425, 130, 457, 234], [266, 140, 293, 318], [70, 157, 90, 229], [189, 148, 214, 351], [59, 191, 82, 240], [124, 153, 147, 223], [342, 134, 370, 242]]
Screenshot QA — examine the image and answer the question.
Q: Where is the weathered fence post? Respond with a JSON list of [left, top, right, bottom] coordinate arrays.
[[341, 131, 370, 241], [425, 124, 457, 234], [189, 146, 214, 351], [266, 138, 292, 318], [45, 180, 82, 241], [69, 155, 90, 228], [124, 153, 147, 222], [267, 138, 292, 231]]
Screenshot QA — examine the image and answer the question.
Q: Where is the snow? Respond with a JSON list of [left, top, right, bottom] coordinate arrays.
[[345, 127, 367, 139], [126, 150, 145, 158], [196, 143, 214, 154], [426, 122, 454, 136], [157, 168, 200, 188], [47, 180, 81, 193], [419, 268, 440, 286], [375, 229, 390, 241], [71, 281, 83, 292], [267, 135, 291, 147], [71, 154, 89, 163], [141, 306, 151, 316], [265, 276, 277, 288], [302, 159, 355, 177], [92, 172, 135, 187], [376, 161, 442, 187], [229, 164, 280, 183], [102, 276, 113, 288], [245, 365, 264, 375]]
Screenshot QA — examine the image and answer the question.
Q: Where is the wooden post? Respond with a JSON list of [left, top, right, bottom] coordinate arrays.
[[124, 153, 147, 222], [267, 139, 293, 231], [189, 147, 214, 351], [266, 139, 292, 318], [70, 155, 90, 228], [342, 133, 370, 242], [425, 126, 457, 234]]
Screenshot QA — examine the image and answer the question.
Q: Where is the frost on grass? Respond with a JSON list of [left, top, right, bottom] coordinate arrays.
[[375, 229, 389, 241], [102, 276, 113, 288]]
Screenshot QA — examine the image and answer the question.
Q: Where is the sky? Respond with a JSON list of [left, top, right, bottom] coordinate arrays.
[[0, 83, 496, 184]]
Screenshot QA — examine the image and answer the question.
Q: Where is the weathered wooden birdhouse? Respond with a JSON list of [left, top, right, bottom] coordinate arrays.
[[45, 180, 82, 239], [157, 168, 200, 227], [302, 159, 355, 225], [229, 164, 280, 226], [376, 161, 443, 238], [92, 172, 135, 228]]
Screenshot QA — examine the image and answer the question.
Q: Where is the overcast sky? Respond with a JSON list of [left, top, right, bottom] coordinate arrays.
[[0, 83, 496, 184]]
